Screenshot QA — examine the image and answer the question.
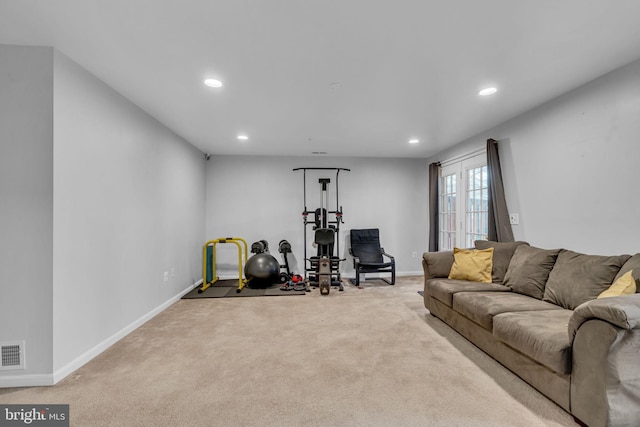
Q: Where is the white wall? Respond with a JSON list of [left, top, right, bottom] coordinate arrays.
[[0, 45, 54, 380], [205, 155, 428, 278], [427, 58, 640, 255], [51, 51, 206, 376], [0, 45, 206, 387]]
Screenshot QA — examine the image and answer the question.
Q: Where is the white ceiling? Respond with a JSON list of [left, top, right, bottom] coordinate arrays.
[[2, 1, 640, 158]]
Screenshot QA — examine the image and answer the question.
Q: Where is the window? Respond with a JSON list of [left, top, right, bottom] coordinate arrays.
[[439, 152, 488, 250], [439, 172, 457, 250]]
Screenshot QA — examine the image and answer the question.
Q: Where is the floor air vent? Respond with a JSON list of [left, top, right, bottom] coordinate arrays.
[[0, 341, 25, 370]]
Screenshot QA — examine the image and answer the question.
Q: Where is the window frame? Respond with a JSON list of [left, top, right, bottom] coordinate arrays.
[[438, 151, 488, 251]]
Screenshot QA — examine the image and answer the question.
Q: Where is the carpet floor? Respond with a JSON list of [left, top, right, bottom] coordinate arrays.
[[0, 276, 578, 426]]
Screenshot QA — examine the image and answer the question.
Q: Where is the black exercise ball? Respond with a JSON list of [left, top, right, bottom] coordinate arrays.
[[244, 253, 280, 288]]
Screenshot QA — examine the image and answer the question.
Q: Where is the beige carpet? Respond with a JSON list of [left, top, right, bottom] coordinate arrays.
[[1, 277, 578, 426]]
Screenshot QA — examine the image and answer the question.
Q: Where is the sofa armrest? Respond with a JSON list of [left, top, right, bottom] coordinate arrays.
[[568, 294, 640, 345], [422, 251, 454, 280], [570, 296, 640, 427]]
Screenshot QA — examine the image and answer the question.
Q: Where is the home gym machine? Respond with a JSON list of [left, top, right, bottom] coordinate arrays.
[[293, 167, 350, 295]]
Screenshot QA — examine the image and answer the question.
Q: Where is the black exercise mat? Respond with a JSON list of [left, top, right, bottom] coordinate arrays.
[[182, 279, 306, 299], [183, 286, 230, 298]]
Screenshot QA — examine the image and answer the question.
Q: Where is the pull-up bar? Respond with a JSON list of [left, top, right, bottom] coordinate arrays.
[[292, 168, 351, 211]]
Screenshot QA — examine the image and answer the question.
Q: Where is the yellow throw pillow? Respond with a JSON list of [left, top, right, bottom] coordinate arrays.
[[598, 270, 637, 298], [448, 247, 494, 283]]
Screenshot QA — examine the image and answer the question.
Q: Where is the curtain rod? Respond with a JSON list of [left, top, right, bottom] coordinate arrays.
[[439, 147, 486, 167]]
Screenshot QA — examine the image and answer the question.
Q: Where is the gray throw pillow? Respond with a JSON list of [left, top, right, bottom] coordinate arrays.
[[613, 253, 640, 284], [423, 251, 454, 278], [543, 250, 631, 310], [503, 246, 560, 299], [474, 240, 530, 283]]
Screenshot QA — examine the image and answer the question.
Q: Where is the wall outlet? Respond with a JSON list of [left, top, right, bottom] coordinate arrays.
[[509, 213, 520, 225], [412, 251, 418, 259], [163, 272, 169, 282]]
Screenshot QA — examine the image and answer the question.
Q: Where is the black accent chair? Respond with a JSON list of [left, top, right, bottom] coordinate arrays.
[[349, 228, 395, 287]]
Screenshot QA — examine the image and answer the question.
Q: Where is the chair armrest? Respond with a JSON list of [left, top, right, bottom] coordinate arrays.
[[380, 248, 395, 262], [569, 294, 640, 345]]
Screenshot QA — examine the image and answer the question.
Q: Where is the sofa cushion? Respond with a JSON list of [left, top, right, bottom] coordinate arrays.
[[452, 292, 562, 331], [503, 246, 560, 299], [475, 240, 530, 283], [493, 310, 573, 374], [614, 253, 640, 283], [543, 250, 631, 310], [598, 270, 637, 298], [448, 247, 494, 283], [426, 278, 510, 307], [423, 251, 454, 278]]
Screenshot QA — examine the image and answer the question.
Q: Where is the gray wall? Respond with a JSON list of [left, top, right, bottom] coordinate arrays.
[[0, 45, 54, 380], [51, 51, 206, 375], [427, 58, 640, 255], [205, 155, 428, 277], [0, 45, 206, 386]]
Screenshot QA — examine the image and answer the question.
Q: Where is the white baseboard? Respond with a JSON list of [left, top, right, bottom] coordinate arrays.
[[0, 281, 198, 389], [347, 270, 423, 278], [218, 272, 424, 280], [397, 270, 424, 276], [51, 282, 196, 385], [0, 373, 54, 388]]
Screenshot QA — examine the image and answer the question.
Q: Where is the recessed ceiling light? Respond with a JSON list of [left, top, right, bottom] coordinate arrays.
[[478, 87, 498, 96], [237, 134, 249, 140], [408, 139, 420, 144], [204, 79, 223, 88]]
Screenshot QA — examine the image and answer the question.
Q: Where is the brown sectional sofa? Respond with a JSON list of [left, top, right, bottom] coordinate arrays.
[[422, 241, 640, 427]]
